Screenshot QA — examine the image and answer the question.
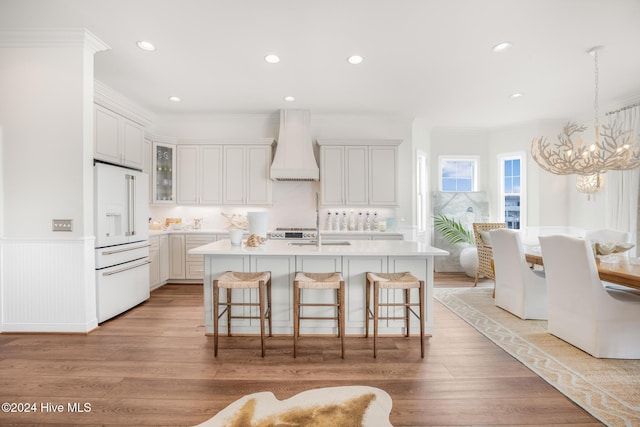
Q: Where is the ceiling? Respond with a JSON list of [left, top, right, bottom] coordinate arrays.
[[2, 0, 640, 129]]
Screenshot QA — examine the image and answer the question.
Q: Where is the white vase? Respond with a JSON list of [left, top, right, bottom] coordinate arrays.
[[247, 211, 268, 238], [459, 245, 479, 278]]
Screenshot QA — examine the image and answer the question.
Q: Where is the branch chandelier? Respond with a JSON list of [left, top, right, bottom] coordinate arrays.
[[531, 46, 640, 191]]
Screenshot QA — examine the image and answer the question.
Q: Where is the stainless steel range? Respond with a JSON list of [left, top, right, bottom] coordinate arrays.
[[269, 227, 318, 240]]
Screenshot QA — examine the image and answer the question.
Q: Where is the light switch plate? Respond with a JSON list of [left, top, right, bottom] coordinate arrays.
[[52, 219, 73, 232]]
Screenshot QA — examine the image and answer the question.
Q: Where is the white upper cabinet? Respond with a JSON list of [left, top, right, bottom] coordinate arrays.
[[177, 142, 272, 206], [223, 144, 272, 205], [94, 104, 144, 169], [176, 145, 223, 205], [153, 142, 177, 204], [345, 146, 368, 205], [223, 145, 245, 205], [368, 145, 398, 205], [318, 139, 400, 207], [319, 145, 345, 205], [200, 146, 224, 204], [176, 145, 198, 204]]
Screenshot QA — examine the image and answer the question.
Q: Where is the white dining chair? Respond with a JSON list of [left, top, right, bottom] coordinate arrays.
[[490, 229, 547, 320], [539, 234, 640, 359]]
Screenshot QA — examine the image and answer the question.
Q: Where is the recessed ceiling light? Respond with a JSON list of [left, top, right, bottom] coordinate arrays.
[[492, 42, 512, 52], [168, 96, 181, 102], [265, 54, 280, 64], [347, 55, 364, 65], [509, 92, 523, 99], [283, 96, 295, 102], [136, 40, 156, 52]]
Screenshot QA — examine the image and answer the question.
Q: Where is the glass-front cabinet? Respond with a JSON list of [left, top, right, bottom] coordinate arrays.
[[153, 142, 176, 204]]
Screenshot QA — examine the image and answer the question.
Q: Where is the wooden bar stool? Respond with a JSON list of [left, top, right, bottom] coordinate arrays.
[[213, 271, 272, 357], [293, 272, 345, 358], [365, 272, 425, 358]]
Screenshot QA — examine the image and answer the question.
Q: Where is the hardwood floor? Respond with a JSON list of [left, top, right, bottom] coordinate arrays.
[[0, 274, 602, 426]]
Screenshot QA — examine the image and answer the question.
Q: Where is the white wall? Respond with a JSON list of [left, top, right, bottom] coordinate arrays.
[[430, 119, 611, 233], [1, 47, 92, 238], [0, 29, 107, 332]]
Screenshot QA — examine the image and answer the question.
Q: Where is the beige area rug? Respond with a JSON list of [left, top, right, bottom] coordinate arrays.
[[434, 287, 640, 427], [194, 386, 392, 427]]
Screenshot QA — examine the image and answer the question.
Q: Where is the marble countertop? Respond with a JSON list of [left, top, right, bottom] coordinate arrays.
[[188, 239, 449, 257], [150, 229, 404, 237], [149, 228, 235, 235]]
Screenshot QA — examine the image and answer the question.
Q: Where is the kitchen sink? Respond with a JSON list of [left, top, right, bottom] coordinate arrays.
[[288, 241, 351, 246]]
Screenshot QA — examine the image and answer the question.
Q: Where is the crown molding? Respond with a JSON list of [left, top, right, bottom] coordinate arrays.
[[94, 80, 155, 127], [0, 28, 109, 53], [177, 137, 275, 145], [315, 139, 402, 146]]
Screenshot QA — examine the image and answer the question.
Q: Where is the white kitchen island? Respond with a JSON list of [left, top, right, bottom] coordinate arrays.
[[189, 239, 449, 336]]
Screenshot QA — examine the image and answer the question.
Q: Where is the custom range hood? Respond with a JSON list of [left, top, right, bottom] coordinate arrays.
[[270, 109, 319, 181]]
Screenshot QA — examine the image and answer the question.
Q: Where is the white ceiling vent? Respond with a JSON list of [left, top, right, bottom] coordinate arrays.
[[270, 109, 319, 181]]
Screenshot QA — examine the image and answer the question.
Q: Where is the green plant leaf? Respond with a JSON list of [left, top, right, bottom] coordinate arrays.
[[433, 214, 475, 245]]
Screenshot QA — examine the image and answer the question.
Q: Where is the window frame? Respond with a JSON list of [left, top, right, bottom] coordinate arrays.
[[498, 152, 526, 230], [438, 155, 479, 192]]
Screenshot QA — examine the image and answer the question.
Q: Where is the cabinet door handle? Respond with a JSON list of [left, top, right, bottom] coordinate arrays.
[[102, 243, 151, 255], [103, 260, 151, 276]]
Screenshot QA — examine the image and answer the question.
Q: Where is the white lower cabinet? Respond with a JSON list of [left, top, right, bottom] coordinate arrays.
[[149, 234, 170, 290], [159, 234, 169, 283], [185, 234, 218, 279], [149, 236, 160, 288], [169, 234, 185, 279], [168, 233, 220, 281], [343, 256, 387, 333]]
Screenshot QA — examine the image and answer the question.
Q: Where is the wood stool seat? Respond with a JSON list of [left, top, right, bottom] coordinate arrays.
[[213, 271, 272, 357], [365, 272, 425, 358], [293, 272, 345, 358]]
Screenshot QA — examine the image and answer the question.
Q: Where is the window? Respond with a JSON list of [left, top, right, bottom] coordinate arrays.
[[416, 152, 428, 232], [499, 153, 525, 230], [439, 157, 478, 192]]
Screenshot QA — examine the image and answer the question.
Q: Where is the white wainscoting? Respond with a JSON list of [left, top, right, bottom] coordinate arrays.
[[1, 237, 98, 333]]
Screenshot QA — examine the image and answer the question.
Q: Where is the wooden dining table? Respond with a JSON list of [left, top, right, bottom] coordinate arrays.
[[524, 250, 640, 291]]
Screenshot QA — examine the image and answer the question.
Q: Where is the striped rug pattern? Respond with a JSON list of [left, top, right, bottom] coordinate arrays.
[[434, 287, 640, 427]]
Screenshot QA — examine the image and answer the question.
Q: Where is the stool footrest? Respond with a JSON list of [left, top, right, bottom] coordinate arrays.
[[299, 303, 339, 307], [370, 316, 412, 321], [376, 302, 420, 307], [369, 307, 421, 320], [299, 316, 340, 321], [221, 302, 261, 306], [227, 315, 267, 320]]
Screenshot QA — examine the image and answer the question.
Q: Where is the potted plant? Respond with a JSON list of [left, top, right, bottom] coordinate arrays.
[[433, 214, 478, 278]]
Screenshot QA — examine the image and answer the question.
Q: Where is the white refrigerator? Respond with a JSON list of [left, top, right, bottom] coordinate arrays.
[[94, 162, 150, 323]]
